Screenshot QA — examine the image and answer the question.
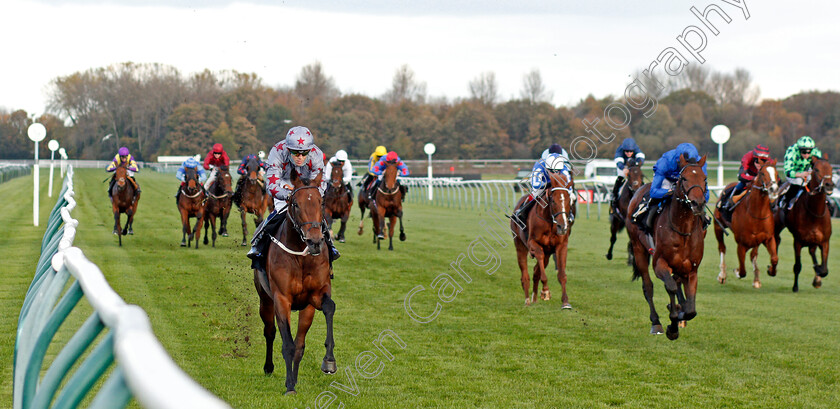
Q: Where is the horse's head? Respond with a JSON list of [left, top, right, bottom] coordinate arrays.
[[246, 157, 261, 182], [626, 158, 644, 191], [382, 161, 399, 190], [216, 165, 232, 194], [114, 163, 128, 190], [676, 153, 707, 216], [547, 170, 574, 235], [330, 163, 344, 189], [809, 156, 835, 195], [288, 168, 324, 255], [184, 167, 199, 193], [755, 158, 780, 200]]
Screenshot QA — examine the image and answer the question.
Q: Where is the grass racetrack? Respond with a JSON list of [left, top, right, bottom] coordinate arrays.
[[3, 168, 840, 408]]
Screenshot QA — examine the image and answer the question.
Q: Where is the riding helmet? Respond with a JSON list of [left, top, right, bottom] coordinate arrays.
[[285, 126, 315, 151]]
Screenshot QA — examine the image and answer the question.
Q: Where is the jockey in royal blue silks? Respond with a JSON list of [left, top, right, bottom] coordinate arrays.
[[632, 143, 709, 232], [512, 152, 574, 225], [611, 138, 645, 208]]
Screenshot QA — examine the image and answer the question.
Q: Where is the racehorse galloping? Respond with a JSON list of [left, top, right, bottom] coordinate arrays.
[[177, 167, 206, 248], [775, 156, 834, 292], [203, 166, 233, 247], [625, 154, 707, 340], [324, 164, 352, 243], [606, 158, 644, 260], [236, 156, 270, 246], [714, 159, 780, 288], [510, 171, 576, 308], [373, 160, 406, 250], [254, 169, 336, 395], [110, 163, 140, 246]]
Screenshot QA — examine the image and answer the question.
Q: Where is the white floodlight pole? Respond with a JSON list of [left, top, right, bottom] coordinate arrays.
[[27, 123, 47, 226], [710, 124, 731, 188], [48, 140, 59, 197]]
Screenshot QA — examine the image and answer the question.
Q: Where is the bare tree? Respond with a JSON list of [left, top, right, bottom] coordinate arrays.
[[294, 61, 339, 106], [384, 64, 427, 105], [520, 68, 553, 103], [468, 71, 498, 106]]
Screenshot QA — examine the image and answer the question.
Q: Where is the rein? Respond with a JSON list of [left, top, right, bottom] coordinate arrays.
[[668, 163, 708, 236], [181, 188, 203, 198], [280, 185, 323, 255]]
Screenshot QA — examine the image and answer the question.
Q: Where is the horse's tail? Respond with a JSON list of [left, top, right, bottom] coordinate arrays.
[[627, 241, 642, 281]]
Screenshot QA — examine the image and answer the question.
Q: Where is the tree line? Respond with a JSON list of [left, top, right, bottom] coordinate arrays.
[[1, 62, 839, 163]]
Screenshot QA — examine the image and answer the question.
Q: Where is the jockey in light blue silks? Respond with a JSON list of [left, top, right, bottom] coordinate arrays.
[[174, 157, 206, 204], [632, 143, 709, 232], [611, 138, 645, 208], [512, 151, 574, 225]]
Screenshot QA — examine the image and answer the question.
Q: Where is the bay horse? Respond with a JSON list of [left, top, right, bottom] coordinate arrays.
[[110, 163, 140, 246], [236, 156, 271, 246], [203, 166, 233, 247], [372, 161, 406, 250], [510, 170, 576, 308], [774, 156, 834, 292], [606, 158, 644, 260], [324, 164, 353, 243], [714, 159, 780, 288], [625, 154, 707, 340], [177, 167, 205, 248], [254, 169, 336, 395]]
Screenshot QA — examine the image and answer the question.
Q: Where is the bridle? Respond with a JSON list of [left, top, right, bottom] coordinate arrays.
[[545, 171, 574, 233], [181, 168, 202, 198], [740, 161, 777, 220], [674, 164, 707, 216], [806, 160, 834, 196], [286, 185, 324, 246], [208, 169, 231, 199], [377, 161, 400, 195]]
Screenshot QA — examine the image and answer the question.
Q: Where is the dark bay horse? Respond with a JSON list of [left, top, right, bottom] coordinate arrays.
[[110, 163, 140, 246], [236, 156, 270, 246], [324, 164, 352, 242], [625, 154, 707, 340], [373, 161, 406, 250], [774, 156, 834, 292], [177, 167, 205, 248], [606, 158, 644, 260], [254, 169, 336, 395], [203, 166, 233, 247], [714, 159, 780, 288], [510, 170, 576, 307]]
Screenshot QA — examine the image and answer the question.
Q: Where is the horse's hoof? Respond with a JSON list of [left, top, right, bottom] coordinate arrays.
[[399, 232, 406, 241], [540, 290, 551, 301], [524, 298, 531, 306], [605, 253, 613, 260], [378, 235, 385, 240], [717, 275, 726, 284], [665, 325, 680, 340], [767, 265, 777, 277], [264, 363, 274, 374], [753, 281, 761, 289], [241, 242, 247, 246], [180, 241, 186, 247], [735, 268, 745, 278], [321, 359, 337, 374], [285, 390, 297, 396], [813, 278, 822, 289], [339, 238, 345, 243], [792, 286, 799, 293], [221, 233, 229, 237], [678, 320, 687, 328], [561, 303, 572, 310], [127, 230, 134, 235], [650, 324, 664, 335], [113, 230, 118, 235], [357, 228, 364, 236]]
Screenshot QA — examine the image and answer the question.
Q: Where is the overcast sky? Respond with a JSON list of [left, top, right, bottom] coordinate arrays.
[[2, 0, 839, 116]]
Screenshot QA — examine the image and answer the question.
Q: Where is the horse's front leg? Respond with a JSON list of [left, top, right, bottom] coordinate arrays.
[[321, 293, 337, 373], [529, 242, 545, 305], [254, 273, 276, 374], [292, 305, 317, 390], [793, 240, 803, 292], [210, 214, 218, 247], [714, 220, 727, 284], [653, 257, 680, 340], [556, 239, 571, 309], [811, 243, 828, 288], [124, 206, 135, 235], [749, 247, 761, 289], [398, 212, 406, 242], [180, 210, 189, 247], [735, 243, 748, 279], [388, 215, 397, 251], [765, 235, 779, 277], [273, 294, 297, 394], [634, 242, 661, 335], [357, 203, 366, 236], [606, 217, 618, 260], [337, 213, 349, 243], [240, 207, 249, 246], [113, 206, 121, 235], [682, 270, 699, 322], [194, 212, 204, 249], [514, 240, 531, 305]]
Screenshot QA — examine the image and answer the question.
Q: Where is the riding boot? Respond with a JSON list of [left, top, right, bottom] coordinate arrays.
[[323, 222, 341, 273], [611, 176, 624, 208], [108, 177, 115, 198], [645, 199, 660, 232], [513, 197, 536, 225], [248, 211, 284, 273], [174, 188, 181, 206], [788, 187, 804, 211], [631, 195, 649, 222]]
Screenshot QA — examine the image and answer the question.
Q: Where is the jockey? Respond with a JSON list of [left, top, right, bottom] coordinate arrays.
[[719, 144, 771, 219], [370, 151, 410, 200], [778, 136, 823, 210], [512, 153, 574, 225], [175, 157, 206, 204], [247, 126, 340, 273], [540, 143, 570, 162], [203, 143, 232, 193], [106, 146, 140, 197], [632, 143, 709, 232], [233, 154, 267, 206], [611, 138, 645, 208], [324, 149, 354, 201], [359, 145, 388, 197]]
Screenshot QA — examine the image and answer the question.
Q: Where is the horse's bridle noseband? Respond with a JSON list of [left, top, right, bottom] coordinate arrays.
[[546, 171, 574, 230], [675, 165, 707, 216], [287, 185, 323, 243]]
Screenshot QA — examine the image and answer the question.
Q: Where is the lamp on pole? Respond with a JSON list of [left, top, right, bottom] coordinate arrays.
[[424, 143, 436, 201], [27, 123, 47, 226], [710, 124, 731, 188], [47, 140, 59, 197], [58, 148, 67, 177]]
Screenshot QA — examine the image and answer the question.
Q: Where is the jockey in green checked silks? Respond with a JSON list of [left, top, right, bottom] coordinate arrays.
[[776, 136, 824, 214], [247, 126, 341, 274]]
